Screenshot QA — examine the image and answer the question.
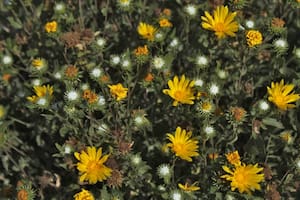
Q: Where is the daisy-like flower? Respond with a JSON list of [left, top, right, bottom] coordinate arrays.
[[163, 75, 195, 106], [246, 30, 263, 47], [45, 21, 57, 33], [201, 5, 239, 39], [166, 127, 199, 162], [73, 189, 94, 200], [108, 83, 128, 101], [27, 85, 53, 103], [178, 182, 200, 192], [137, 22, 157, 41], [221, 163, 264, 194], [267, 79, 300, 110], [225, 151, 241, 166], [74, 146, 112, 184]]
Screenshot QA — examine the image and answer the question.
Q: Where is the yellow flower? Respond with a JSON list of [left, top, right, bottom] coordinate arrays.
[[32, 58, 46, 69], [108, 83, 128, 101], [166, 127, 199, 162], [159, 18, 172, 27], [226, 151, 241, 166], [0, 105, 5, 119], [74, 146, 112, 184], [74, 189, 94, 200], [267, 79, 300, 110], [163, 75, 195, 106], [178, 182, 200, 192], [45, 21, 57, 33], [137, 22, 156, 41], [134, 45, 149, 56], [201, 5, 239, 39], [246, 30, 263, 47], [221, 163, 264, 194], [27, 85, 53, 103]]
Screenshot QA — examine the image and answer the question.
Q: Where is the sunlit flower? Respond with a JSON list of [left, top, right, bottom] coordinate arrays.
[[221, 163, 264, 194], [74, 146, 112, 184], [159, 18, 172, 27], [108, 83, 128, 101], [74, 189, 94, 200], [201, 5, 239, 39], [137, 22, 157, 41], [246, 30, 263, 47], [163, 75, 195, 106], [118, 0, 131, 7], [225, 151, 241, 166], [178, 182, 200, 192], [45, 21, 57, 33], [166, 127, 199, 162], [27, 85, 53, 103], [267, 79, 300, 110]]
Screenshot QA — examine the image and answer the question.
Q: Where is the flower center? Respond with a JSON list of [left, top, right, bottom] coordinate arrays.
[[174, 90, 186, 101], [173, 143, 185, 154], [88, 161, 101, 172], [215, 23, 225, 32], [274, 95, 285, 106], [235, 172, 245, 183]]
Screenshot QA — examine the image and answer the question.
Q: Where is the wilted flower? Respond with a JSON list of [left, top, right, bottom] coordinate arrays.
[[267, 79, 300, 110], [110, 55, 121, 65], [90, 68, 103, 79], [166, 126, 199, 162], [280, 131, 293, 144], [170, 190, 182, 200], [96, 37, 106, 48], [82, 89, 98, 104], [204, 125, 215, 138], [201, 6, 239, 39], [74, 146, 112, 184], [273, 38, 288, 54], [258, 100, 270, 111]]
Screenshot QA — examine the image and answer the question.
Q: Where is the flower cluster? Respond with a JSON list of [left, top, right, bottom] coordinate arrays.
[[1, 1, 300, 199]]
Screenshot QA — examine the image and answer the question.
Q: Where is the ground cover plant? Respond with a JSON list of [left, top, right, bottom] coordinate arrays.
[[0, 0, 300, 199]]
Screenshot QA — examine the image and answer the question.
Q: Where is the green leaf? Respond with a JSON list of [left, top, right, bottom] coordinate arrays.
[[262, 117, 284, 129]]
